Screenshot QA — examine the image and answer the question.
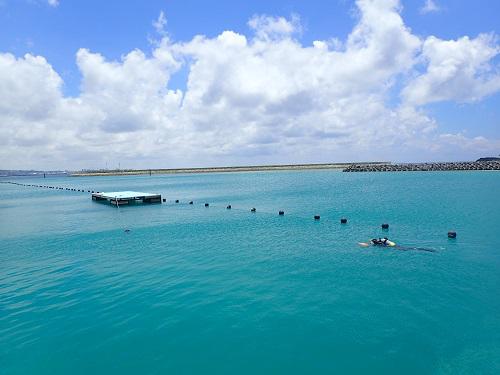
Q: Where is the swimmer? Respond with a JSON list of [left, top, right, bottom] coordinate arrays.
[[358, 237, 396, 247], [358, 238, 436, 252]]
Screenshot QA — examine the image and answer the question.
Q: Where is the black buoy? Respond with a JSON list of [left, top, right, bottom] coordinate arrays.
[[314, 215, 320, 220], [381, 223, 389, 229], [251, 208, 256, 212], [91, 191, 94, 193], [448, 231, 457, 239], [189, 201, 193, 205], [279, 210, 284, 215], [175, 199, 179, 203], [205, 203, 209, 207], [227, 205, 232, 209], [340, 218, 347, 224], [162, 198, 166, 203], [124, 229, 131, 233]]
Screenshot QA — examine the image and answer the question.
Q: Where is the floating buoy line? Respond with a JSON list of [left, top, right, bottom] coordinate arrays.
[[1, 181, 101, 194], [1, 180, 457, 242]]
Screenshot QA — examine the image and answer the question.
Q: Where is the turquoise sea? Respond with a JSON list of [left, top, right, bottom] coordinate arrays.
[[1, 171, 499, 374]]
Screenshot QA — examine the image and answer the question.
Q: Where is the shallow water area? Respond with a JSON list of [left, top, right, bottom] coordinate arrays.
[[1, 171, 500, 374]]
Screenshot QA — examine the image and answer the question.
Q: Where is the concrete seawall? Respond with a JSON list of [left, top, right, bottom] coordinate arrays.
[[71, 162, 389, 177], [343, 161, 500, 172]]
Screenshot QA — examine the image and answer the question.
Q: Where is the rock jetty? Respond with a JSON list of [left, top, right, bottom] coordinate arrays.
[[343, 161, 500, 172]]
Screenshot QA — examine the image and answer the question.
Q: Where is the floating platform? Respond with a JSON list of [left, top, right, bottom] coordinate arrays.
[[92, 191, 162, 206]]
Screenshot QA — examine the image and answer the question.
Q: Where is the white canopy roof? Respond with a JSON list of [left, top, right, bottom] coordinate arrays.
[[98, 191, 159, 199]]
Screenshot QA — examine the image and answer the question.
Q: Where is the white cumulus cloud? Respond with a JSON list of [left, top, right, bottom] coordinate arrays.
[[1, 0, 499, 169], [0, 53, 62, 121], [403, 34, 500, 105]]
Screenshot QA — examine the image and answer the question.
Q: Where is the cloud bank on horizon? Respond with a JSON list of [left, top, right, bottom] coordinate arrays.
[[1, 0, 500, 169]]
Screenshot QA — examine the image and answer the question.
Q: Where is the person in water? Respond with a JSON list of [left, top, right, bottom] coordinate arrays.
[[358, 238, 396, 247], [359, 238, 436, 252], [371, 237, 394, 246]]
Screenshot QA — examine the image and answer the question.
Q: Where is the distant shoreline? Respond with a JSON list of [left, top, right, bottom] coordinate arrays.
[[71, 162, 388, 177]]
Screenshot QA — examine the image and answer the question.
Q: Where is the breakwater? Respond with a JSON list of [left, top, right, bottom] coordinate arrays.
[[71, 162, 388, 176], [343, 161, 500, 172]]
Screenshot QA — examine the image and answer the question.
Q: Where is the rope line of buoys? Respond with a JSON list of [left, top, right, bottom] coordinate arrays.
[[3, 181, 457, 238], [2, 181, 99, 194], [171, 201, 457, 241]]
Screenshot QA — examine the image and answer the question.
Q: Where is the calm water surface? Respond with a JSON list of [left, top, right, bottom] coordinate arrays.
[[1, 171, 499, 374]]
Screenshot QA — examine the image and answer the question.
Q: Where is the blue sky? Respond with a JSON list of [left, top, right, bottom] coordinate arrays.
[[2, 1, 499, 93], [0, 0, 499, 168]]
